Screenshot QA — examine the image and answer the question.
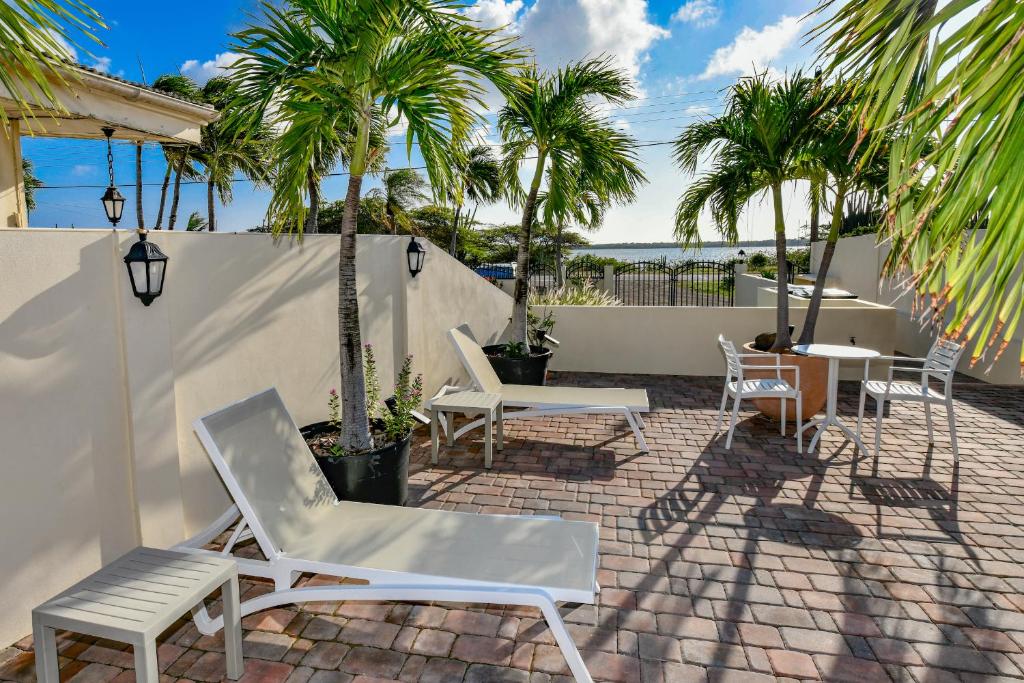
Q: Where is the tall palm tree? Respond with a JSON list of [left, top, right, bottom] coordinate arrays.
[[230, 0, 525, 453], [674, 72, 829, 352], [448, 144, 501, 256], [367, 168, 429, 234], [814, 1, 1024, 370], [151, 74, 201, 229], [499, 58, 646, 348], [536, 169, 606, 286], [0, 0, 105, 129], [196, 76, 271, 231], [796, 82, 892, 345]]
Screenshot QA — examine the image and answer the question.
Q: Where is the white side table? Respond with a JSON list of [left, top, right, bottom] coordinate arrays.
[[430, 391, 503, 468], [32, 547, 242, 683], [793, 343, 879, 453]]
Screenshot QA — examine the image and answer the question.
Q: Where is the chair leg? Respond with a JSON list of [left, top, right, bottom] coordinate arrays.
[[624, 409, 649, 452], [31, 618, 59, 683], [716, 387, 728, 433], [725, 395, 741, 450], [795, 393, 802, 454], [947, 399, 958, 461], [780, 398, 786, 435], [856, 385, 867, 440], [924, 400, 934, 444], [874, 398, 884, 457], [538, 598, 594, 683], [222, 576, 244, 679]]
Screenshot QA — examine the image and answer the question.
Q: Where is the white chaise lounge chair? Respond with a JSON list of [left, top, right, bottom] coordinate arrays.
[[176, 388, 600, 682], [442, 325, 651, 452]]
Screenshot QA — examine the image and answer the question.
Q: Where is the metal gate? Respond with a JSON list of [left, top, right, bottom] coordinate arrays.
[[614, 260, 734, 306], [529, 264, 557, 294], [566, 260, 605, 288]]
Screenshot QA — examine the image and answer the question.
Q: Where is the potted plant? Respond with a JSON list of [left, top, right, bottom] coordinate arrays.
[[484, 308, 556, 385], [301, 347, 423, 506]]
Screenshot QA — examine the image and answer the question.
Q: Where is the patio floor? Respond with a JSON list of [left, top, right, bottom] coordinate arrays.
[[3, 371, 1024, 683]]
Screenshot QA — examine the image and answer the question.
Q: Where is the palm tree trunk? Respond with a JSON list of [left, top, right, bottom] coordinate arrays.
[[798, 182, 847, 346], [337, 115, 374, 454], [770, 182, 791, 352], [449, 204, 462, 256], [168, 156, 184, 230], [207, 178, 216, 232], [135, 142, 145, 229], [809, 178, 821, 243], [555, 223, 564, 287], [511, 151, 547, 347], [305, 169, 320, 234], [154, 159, 172, 229]]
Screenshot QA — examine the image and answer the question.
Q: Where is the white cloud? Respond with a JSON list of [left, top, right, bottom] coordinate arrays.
[[519, 0, 669, 81], [672, 0, 720, 28], [70, 164, 96, 177], [464, 0, 524, 30], [180, 52, 244, 84], [45, 30, 77, 61], [700, 15, 804, 80], [90, 56, 112, 73]]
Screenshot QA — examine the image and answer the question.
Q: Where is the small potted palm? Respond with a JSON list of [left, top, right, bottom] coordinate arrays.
[[301, 347, 422, 506]]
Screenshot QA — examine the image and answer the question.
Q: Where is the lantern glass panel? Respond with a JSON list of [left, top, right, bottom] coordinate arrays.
[[148, 261, 164, 293]]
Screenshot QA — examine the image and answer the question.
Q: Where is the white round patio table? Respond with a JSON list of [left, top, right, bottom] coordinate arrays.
[[793, 343, 879, 453]]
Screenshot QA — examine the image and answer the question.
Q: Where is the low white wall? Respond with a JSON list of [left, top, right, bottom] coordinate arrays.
[[811, 233, 1024, 385], [538, 303, 896, 380], [0, 228, 511, 646]]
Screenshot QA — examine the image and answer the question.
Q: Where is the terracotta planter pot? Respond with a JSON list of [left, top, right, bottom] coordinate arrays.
[[741, 342, 828, 424]]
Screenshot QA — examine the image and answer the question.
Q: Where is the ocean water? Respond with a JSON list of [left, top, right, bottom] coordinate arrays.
[[571, 245, 763, 262]]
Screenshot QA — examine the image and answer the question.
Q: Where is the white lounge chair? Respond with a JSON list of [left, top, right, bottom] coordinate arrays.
[[443, 325, 651, 452], [176, 388, 600, 682]]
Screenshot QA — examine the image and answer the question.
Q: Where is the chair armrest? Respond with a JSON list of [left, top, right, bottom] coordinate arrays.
[[739, 364, 785, 370], [876, 355, 927, 363], [736, 352, 778, 359]]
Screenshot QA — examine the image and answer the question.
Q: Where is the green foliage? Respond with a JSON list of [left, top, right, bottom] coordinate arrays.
[[0, 0, 105, 130], [327, 389, 340, 429], [529, 281, 621, 307], [815, 0, 1024, 367], [747, 252, 770, 269], [185, 211, 208, 231], [366, 168, 429, 234], [526, 307, 556, 347], [21, 158, 41, 212], [501, 341, 527, 358], [566, 253, 618, 270]]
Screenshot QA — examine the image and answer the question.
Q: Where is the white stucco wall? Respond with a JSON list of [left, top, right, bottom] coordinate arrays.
[[0, 229, 512, 646]]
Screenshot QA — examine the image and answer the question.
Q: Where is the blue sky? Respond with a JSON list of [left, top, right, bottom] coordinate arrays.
[[24, 0, 822, 242]]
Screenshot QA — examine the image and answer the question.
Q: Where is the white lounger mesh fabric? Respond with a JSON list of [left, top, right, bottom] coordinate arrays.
[[199, 389, 599, 597], [449, 325, 648, 410]]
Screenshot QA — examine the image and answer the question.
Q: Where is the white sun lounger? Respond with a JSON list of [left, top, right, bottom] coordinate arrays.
[[442, 325, 651, 451], [175, 388, 600, 682]]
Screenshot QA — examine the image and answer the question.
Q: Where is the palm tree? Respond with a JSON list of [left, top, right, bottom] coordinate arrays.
[[367, 168, 429, 234], [448, 144, 501, 256], [22, 158, 41, 215], [0, 0, 105, 129], [814, 1, 1024, 369], [184, 210, 208, 231], [536, 169, 606, 286], [674, 72, 829, 352], [499, 58, 646, 348], [196, 76, 271, 231], [230, 0, 525, 454], [151, 74, 202, 229], [797, 82, 892, 345]]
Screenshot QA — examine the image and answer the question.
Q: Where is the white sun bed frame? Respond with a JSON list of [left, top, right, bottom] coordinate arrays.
[[174, 388, 599, 683], [437, 325, 651, 452]]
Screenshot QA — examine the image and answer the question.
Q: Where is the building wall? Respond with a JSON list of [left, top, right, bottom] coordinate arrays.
[[538, 303, 896, 380], [0, 229, 512, 646]]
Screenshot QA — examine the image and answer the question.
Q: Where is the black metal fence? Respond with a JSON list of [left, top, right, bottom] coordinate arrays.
[[472, 259, 736, 306], [614, 260, 735, 306]]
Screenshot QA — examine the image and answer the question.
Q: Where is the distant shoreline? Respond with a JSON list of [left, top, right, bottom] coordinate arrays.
[[583, 240, 807, 249]]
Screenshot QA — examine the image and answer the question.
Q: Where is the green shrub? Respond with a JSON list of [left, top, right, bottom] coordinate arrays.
[[529, 281, 622, 307]]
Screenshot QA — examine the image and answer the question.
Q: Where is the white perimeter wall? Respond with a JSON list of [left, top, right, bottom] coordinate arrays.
[[0, 229, 511, 645], [811, 234, 1023, 385]]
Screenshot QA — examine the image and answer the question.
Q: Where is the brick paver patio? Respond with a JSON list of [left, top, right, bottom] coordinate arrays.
[[3, 372, 1024, 682]]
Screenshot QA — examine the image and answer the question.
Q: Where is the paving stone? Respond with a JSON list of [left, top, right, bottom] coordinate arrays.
[[766, 649, 818, 679]]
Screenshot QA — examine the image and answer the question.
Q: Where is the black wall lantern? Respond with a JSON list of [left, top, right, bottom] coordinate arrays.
[[406, 235, 426, 278], [124, 230, 168, 306], [100, 127, 125, 226]]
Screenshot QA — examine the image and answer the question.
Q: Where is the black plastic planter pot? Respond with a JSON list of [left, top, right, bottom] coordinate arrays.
[[482, 344, 553, 386], [300, 421, 410, 506]]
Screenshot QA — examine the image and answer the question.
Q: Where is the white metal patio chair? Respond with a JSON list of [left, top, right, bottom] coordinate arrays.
[[176, 388, 601, 683], [716, 335, 803, 452], [856, 337, 966, 460], [441, 325, 651, 451]]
